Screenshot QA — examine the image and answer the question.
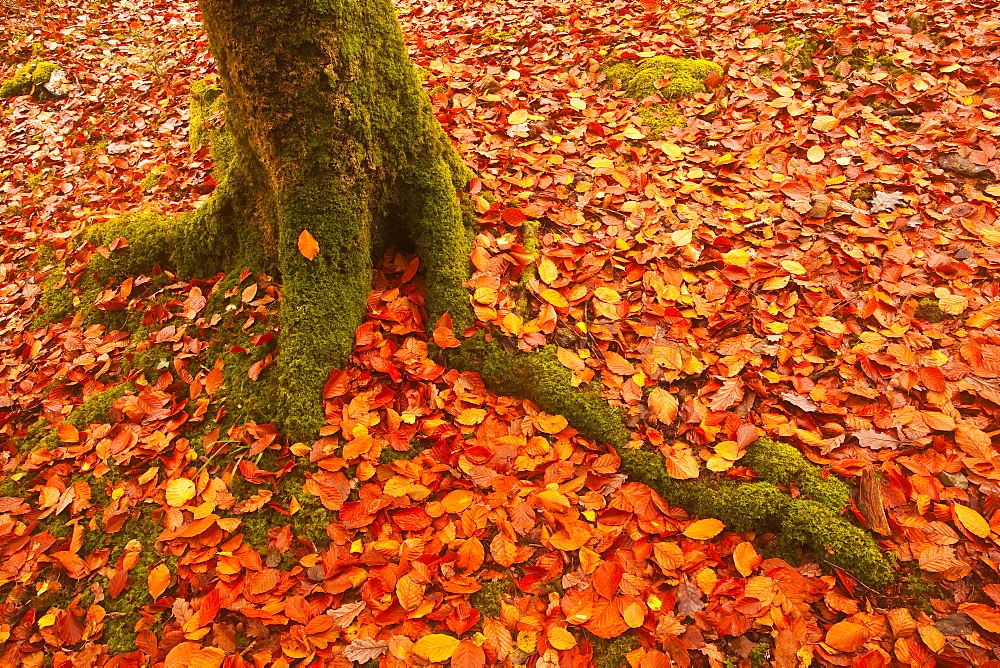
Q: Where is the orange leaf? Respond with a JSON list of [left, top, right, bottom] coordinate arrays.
[[682, 518, 725, 540], [547, 626, 577, 650], [648, 388, 678, 424], [148, 563, 171, 599], [508, 109, 530, 125], [960, 603, 1000, 633], [298, 229, 320, 260], [433, 312, 462, 348], [442, 490, 476, 514], [604, 350, 635, 376], [621, 601, 646, 628], [451, 640, 486, 668], [825, 620, 867, 652], [535, 413, 569, 434], [953, 504, 991, 538], [187, 648, 225, 668], [812, 115, 840, 132], [57, 423, 79, 443], [733, 541, 761, 576]]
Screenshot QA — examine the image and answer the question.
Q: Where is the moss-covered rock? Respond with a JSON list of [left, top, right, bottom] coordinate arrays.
[[0, 60, 59, 98], [452, 337, 629, 449]]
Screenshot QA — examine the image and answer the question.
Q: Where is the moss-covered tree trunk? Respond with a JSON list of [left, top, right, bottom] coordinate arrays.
[[189, 0, 475, 438]]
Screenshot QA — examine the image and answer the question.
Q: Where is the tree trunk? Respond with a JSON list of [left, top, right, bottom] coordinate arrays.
[[189, 0, 475, 438]]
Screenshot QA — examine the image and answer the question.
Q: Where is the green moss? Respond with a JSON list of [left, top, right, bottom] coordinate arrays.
[[588, 631, 639, 668], [1, 60, 58, 98], [19, 384, 133, 453], [781, 32, 820, 72], [84, 211, 175, 281], [90, 513, 171, 655], [188, 77, 225, 153], [470, 577, 510, 618], [452, 338, 629, 449], [33, 245, 73, 326], [605, 55, 721, 100], [742, 437, 850, 511], [902, 573, 942, 614], [139, 165, 165, 190], [915, 297, 947, 323], [850, 184, 875, 202], [615, 445, 893, 587], [378, 439, 427, 465], [749, 643, 769, 668]]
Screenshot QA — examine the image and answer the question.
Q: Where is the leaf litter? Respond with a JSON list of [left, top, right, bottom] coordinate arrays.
[[1, 0, 1000, 665]]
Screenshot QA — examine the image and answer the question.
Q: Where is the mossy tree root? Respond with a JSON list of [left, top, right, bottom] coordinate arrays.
[[453, 339, 894, 588]]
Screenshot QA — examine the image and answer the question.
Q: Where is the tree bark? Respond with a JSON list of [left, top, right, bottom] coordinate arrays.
[[189, 0, 475, 438]]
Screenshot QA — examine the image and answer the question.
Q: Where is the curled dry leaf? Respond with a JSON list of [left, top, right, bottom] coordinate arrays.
[[344, 637, 389, 663]]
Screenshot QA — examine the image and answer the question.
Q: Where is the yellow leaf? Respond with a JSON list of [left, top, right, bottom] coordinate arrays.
[[508, 109, 529, 125], [812, 115, 840, 132], [540, 288, 568, 308], [166, 478, 196, 507], [670, 228, 692, 246], [413, 633, 460, 662], [297, 229, 319, 260], [762, 275, 790, 290], [780, 259, 807, 275], [38, 613, 56, 628], [696, 567, 718, 595], [954, 504, 991, 538], [538, 257, 559, 284], [682, 518, 725, 540], [622, 126, 646, 140], [806, 146, 825, 163], [816, 315, 846, 334], [588, 156, 615, 171], [939, 294, 968, 315], [547, 626, 577, 650], [622, 601, 646, 628], [516, 629, 538, 653], [593, 286, 621, 303], [722, 247, 753, 267]]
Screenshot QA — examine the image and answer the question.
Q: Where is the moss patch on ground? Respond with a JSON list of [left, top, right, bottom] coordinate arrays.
[[587, 630, 639, 668], [603, 55, 721, 136], [914, 297, 947, 323]]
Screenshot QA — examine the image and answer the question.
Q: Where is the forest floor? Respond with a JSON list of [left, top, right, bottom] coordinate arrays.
[[1, 0, 1000, 666]]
